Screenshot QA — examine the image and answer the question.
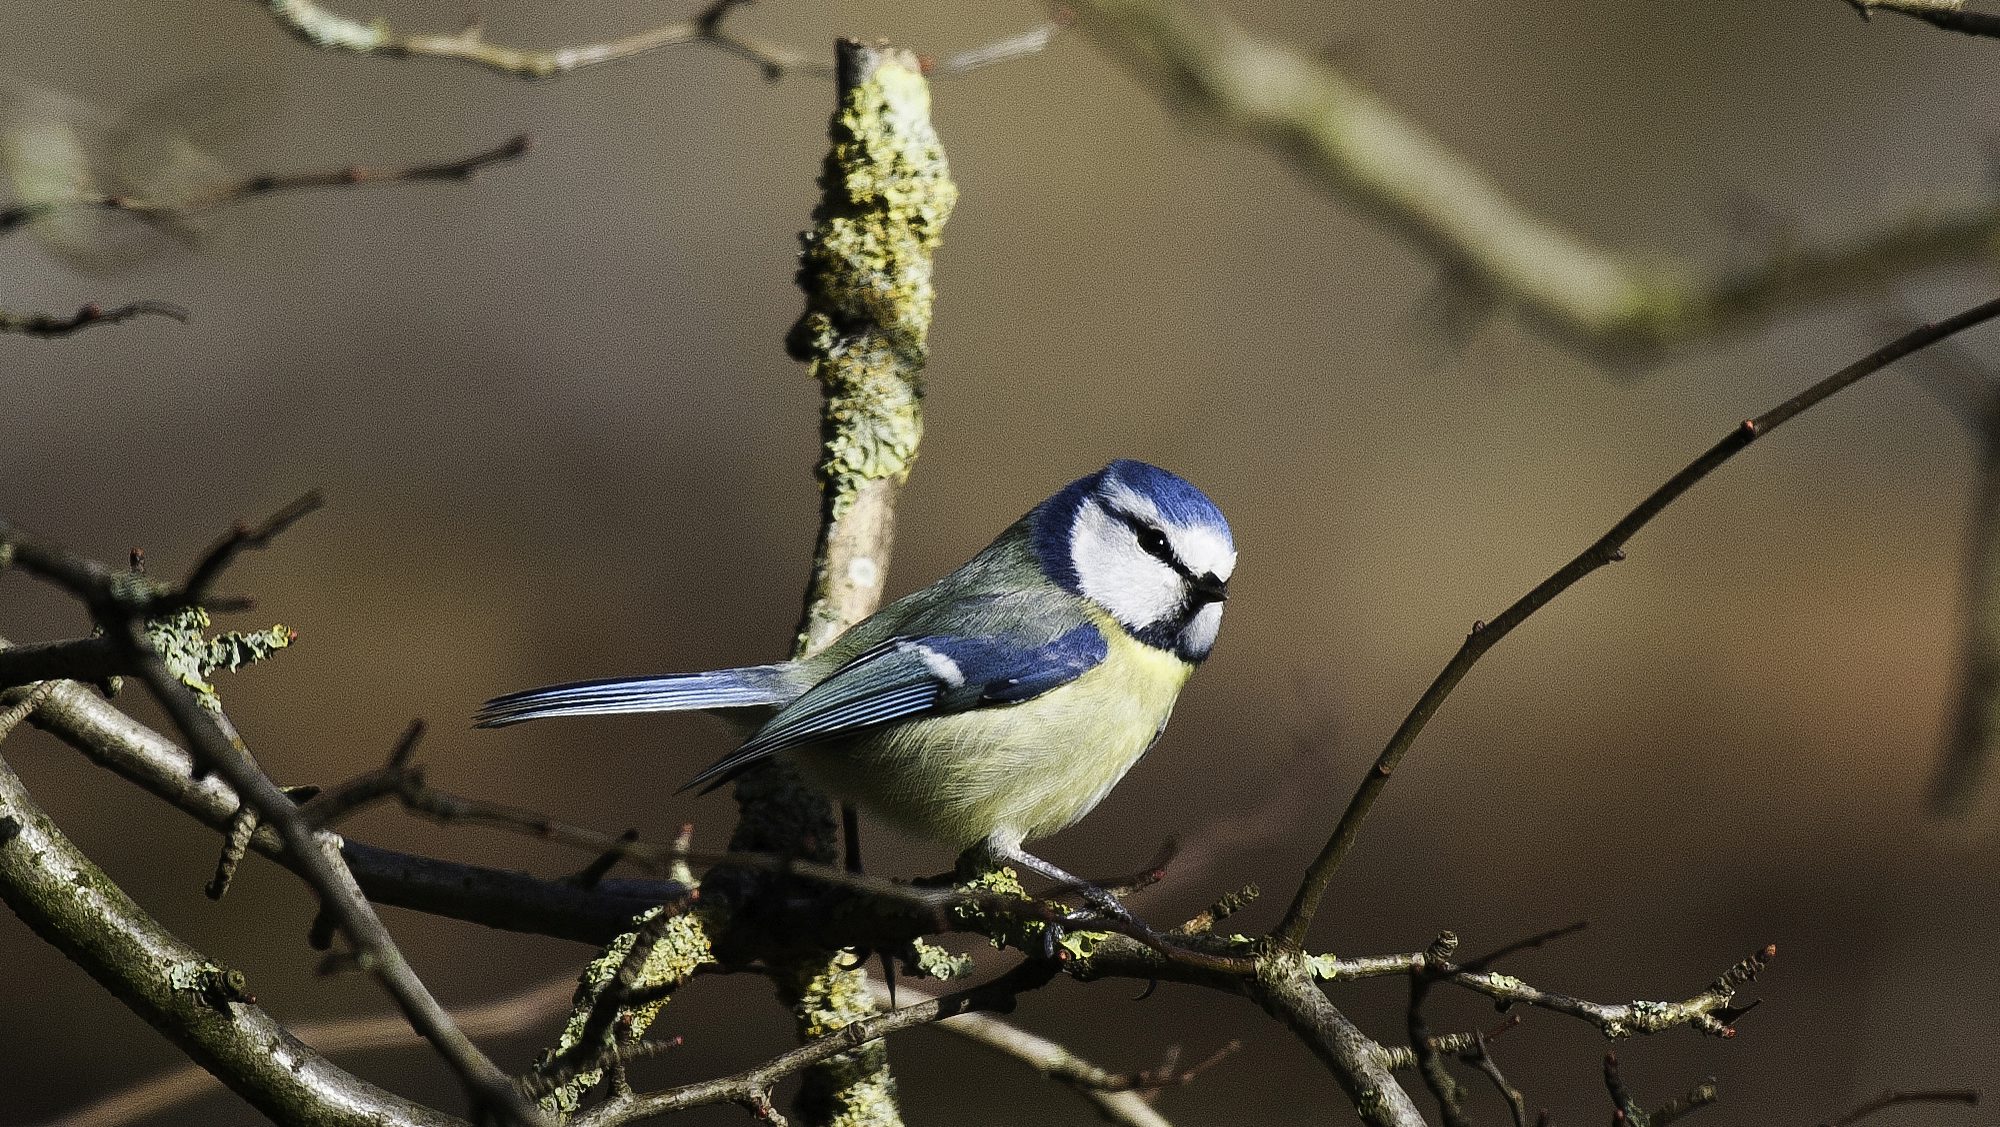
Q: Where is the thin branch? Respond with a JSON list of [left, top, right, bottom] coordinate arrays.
[[569, 962, 1058, 1127], [175, 490, 326, 607], [1821, 1089, 1981, 1127], [1070, 0, 2000, 357], [0, 137, 529, 238], [14, 669, 684, 944], [926, 12, 1072, 76], [1440, 944, 1775, 1040], [258, 0, 1068, 82], [870, 976, 1181, 1127], [1274, 294, 2000, 950], [0, 636, 122, 691], [1843, 0, 2000, 37], [0, 300, 187, 337], [1460, 1033, 1528, 1127], [1603, 1052, 1720, 1127], [258, 0, 812, 79]]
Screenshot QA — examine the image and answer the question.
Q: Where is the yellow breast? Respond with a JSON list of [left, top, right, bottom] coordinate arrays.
[[790, 612, 1193, 851]]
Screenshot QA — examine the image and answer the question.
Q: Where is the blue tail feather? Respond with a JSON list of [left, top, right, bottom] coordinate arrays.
[[475, 664, 799, 728]]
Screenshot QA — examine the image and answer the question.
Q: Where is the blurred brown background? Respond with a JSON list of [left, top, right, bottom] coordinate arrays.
[[5, 2, 1999, 1124]]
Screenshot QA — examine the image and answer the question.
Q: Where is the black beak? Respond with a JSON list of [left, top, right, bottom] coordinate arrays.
[[1191, 572, 1229, 604]]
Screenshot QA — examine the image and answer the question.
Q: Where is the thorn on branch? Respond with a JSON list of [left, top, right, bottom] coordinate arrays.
[[570, 829, 643, 889]]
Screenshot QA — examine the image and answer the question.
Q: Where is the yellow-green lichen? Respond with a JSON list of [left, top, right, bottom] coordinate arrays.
[[532, 904, 718, 1116], [787, 47, 957, 520], [145, 607, 295, 712], [782, 957, 902, 1127], [907, 938, 972, 981]]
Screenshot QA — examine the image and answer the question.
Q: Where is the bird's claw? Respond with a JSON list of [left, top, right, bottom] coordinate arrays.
[[1037, 899, 1169, 960]]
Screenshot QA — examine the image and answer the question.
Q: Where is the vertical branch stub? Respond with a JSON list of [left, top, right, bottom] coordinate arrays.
[[787, 39, 957, 654]]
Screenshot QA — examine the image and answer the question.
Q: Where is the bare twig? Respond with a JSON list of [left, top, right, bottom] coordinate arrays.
[[13, 670, 685, 945], [1603, 1052, 1720, 1127], [1820, 1089, 1981, 1127], [0, 300, 187, 337], [0, 636, 123, 691], [1461, 1032, 1529, 1127], [926, 12, 1072, 76], [872, 975, 1195, 1127], [257, 0, 811, 79], [0, 136, 529, 237], [1842, 0, 2000, 37], [259, 0, 1066, 82], [1274, 294, 2000, 950]]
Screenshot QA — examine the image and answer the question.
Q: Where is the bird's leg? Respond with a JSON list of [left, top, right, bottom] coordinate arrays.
[[842, 802, 864, 877], [987, 843, 1166, 955], [837, 802, 898, 1007]]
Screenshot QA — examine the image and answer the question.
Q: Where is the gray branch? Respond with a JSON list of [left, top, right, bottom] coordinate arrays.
[[0, 700, 465, 1127]]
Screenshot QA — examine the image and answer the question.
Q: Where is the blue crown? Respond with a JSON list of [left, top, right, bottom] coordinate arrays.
[[1028, 460, 1229, 590]]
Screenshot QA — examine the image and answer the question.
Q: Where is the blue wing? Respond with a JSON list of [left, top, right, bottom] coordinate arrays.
[[681, 623, 1108, 794], [475, 664, 800, 728]]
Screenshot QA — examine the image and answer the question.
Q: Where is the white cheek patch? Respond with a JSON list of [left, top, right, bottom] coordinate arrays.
[[1179, 601, 1224, 658], [1070, 501, 1182, 628]]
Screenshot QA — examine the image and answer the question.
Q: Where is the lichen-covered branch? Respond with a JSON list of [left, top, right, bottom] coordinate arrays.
[[783, 38, 957, 652], [745, 37, 956, 1127], [1071, 0, 2000, 358], [0, 702, 464, 1127], [528, 40, 957, 1126], [569, 962, 1055, 1127], [0, 516, 546, 1126], [1441, 944, 1774, 1039]]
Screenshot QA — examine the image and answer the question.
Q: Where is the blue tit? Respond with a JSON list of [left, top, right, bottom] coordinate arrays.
[[478, 459, 1234, 920]]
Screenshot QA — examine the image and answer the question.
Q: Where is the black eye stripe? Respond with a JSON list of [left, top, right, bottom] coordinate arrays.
[[1108, 507, 1190, 575]]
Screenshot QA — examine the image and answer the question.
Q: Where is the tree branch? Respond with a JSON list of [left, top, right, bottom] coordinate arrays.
[[0, 136, 529, 238], [1842, 0, 2000, 37], [1820, 1089, 1981, 1127], [0, 513, 547, 1126], [1274, 293, 2000, 951], [0, 705, 465, 1127], [32, 977, 579, 1127], [569, 962, 1057, 1127], [257, 0, 816, 80], [1070, 0, 2000, 358], [0, 300, 188, 338]]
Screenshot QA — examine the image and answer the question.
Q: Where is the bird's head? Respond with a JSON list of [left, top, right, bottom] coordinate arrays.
[[1029, 460, 1236, 662]]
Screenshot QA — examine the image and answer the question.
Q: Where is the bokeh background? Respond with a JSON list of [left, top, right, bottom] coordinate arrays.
[[5, 2, 2000, 1124]]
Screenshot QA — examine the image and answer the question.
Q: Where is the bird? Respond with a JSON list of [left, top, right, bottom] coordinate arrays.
[[477, 459, 1234, 928]]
